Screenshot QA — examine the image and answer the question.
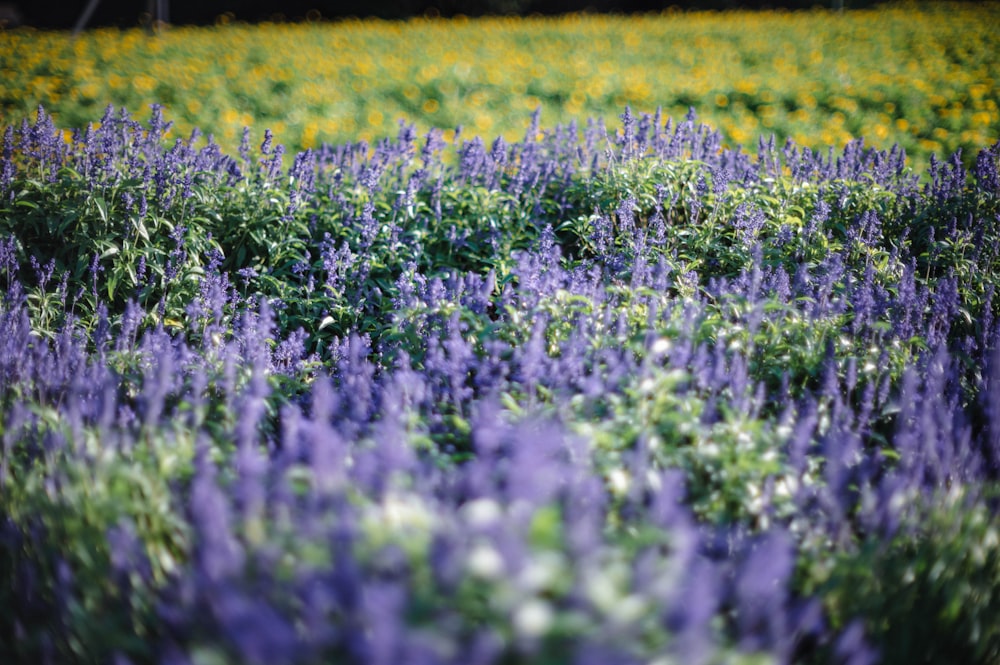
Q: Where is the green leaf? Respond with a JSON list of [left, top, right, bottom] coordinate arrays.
[[56, 212, 79, 234], [134, 218, 150, 242], [528, 504, 564, 550], [94, 196, 109, 224]]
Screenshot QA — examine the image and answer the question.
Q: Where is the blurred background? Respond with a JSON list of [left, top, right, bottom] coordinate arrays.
[[1, 0, 996, 173], [7, 0, 898, 29]]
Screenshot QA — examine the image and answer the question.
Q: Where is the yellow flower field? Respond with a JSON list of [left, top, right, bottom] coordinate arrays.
[[1, 2, 997, 167]]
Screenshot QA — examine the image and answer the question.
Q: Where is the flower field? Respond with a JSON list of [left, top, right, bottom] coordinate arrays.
[[2, 4, 1000, 665], [1, 3, 998, 167]]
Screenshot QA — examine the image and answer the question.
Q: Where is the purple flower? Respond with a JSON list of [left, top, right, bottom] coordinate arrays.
[[1, 125, 16, 179], [734, 530, 794, 651], [732, 202, 767, 245], [211, 591, 300, 665], [973, 142, 999, 193], [665, 556, 721, 665], [619, 105, 636, 160], [190, 442, 245, 582], [834, 621, 879, 665]]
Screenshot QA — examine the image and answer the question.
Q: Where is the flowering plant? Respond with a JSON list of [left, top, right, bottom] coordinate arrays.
[[1, 105, 998, 665]]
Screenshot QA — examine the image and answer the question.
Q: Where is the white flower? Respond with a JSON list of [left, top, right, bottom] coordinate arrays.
[[461, 498, 503, 528], [650, 337, 672, 356], [513, 599, 553, 638], [466, 543, 504, 579], [610, 594, 647, 626], [518, 551, 565, 592], [608, 468, 630, 495], [382, 493, 433, 531], [585, 562, 628, 613]]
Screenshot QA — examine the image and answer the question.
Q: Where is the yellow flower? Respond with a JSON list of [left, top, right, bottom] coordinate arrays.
[[0, 2, 993, 173]]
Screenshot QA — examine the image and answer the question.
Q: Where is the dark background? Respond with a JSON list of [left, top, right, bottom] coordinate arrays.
[[6, 0, 903, 29]]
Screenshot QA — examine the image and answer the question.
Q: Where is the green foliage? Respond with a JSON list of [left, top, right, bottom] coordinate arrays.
[[810, 488, 1000, 665], [2, 99, 1000, 664], [0, 428, 189, 664]]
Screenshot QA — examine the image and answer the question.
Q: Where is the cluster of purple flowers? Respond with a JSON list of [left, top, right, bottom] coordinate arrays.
[[1, 104, 999, 665]]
